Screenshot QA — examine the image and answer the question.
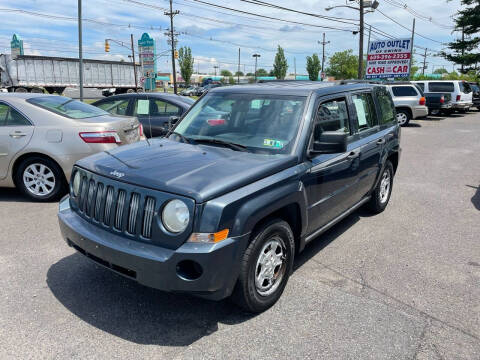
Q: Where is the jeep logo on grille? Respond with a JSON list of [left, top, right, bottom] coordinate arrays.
[[110, 170, 125, 178]]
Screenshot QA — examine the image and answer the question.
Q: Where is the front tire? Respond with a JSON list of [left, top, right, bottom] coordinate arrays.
[[231, 219, 295, 313], [396, 109, 411, 126], [15, 157, 67, 201], [367, 161, 394, 214]]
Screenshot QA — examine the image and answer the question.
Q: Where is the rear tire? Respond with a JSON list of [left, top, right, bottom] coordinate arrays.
[[15, 156, 67, 202], [231, 219, 295, 313], [367, 161, 394, 214], [396, 109, 411, 126]]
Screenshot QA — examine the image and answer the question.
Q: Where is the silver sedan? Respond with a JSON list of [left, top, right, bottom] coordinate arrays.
[[0, 93, 143, 201]]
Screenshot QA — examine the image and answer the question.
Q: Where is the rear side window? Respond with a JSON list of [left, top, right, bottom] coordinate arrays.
[[96, 99, 129, 115], [459, 82, 472, 94], [429, 82, 454, 92], [0, 103, 31, 126], [28, 96, 108, 119], [392, 86, 418, 97], [351, 93, 378, 131], [375, 89, 396, 125]]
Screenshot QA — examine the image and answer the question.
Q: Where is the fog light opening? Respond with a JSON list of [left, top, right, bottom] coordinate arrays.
[[176, 260, 203, 281]]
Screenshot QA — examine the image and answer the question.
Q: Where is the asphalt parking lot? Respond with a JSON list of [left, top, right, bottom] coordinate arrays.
[[1, 112, 479, 359]]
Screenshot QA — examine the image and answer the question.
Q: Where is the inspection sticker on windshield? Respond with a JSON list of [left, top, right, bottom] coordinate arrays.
[[263, 139, 284, 148]]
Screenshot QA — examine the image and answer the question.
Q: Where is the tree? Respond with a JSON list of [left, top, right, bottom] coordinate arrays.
[[220, 69, 232, 77], [306, 53, 321, 81], [442, 0, 480, 74], [178, 47, 194, 86], [246, 72, 254, 76], [228, 76, 235, 85], [272, 45, 288, 79], [326, 50, 358, 79], [234, 71, 244, 76], [256, 68, 269, 77], [433, 68, 448, 74]]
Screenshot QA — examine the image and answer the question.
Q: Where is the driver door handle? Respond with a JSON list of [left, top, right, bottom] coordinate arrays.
[[376, 138, 386, 145], [9, 131, 27, 138]]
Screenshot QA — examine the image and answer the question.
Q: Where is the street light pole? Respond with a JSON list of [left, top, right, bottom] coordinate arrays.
[[77, 0, 83, 101], [252, 53, 260, 82], [358, 0, 365, 79]]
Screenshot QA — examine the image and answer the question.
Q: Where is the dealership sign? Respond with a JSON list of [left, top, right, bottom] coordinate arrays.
[[365, 38, 412, 79], [138, 33, 156, 91]]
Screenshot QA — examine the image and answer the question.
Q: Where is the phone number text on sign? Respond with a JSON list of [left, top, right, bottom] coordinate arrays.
[[367, 53, 411, 61]]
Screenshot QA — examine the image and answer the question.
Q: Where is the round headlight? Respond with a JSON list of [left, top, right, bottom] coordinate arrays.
[[162, 199, 190, 233], [72, 171, 81, 197]]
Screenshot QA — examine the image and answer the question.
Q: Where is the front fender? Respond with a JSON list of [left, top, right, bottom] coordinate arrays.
[[196, 164, 309, 239]]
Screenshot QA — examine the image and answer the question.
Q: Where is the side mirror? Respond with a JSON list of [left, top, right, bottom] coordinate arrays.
[[310, 131, 348, 156], [168, 116, 180, 130]]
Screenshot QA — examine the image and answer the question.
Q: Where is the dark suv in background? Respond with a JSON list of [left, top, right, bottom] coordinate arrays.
[[58, 81, 401, 313]]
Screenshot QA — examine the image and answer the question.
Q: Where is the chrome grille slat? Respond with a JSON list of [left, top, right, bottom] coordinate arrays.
[[142, 197, 155, 238], [115, 190, 126, 230], [104, 186, 114, 226], [94, 183, 104, 221], [128, 193, 140, 234]]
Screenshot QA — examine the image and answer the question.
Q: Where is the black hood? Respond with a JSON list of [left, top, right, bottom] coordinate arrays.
[[76, 138, 297, 203]]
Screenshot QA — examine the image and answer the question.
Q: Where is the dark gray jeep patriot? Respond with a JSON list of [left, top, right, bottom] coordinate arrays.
[[58, 81, 401, 313]]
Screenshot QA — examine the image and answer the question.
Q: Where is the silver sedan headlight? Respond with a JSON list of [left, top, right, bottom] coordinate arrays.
[[162, 199, 190, 233], [72, 171, 81, 197]]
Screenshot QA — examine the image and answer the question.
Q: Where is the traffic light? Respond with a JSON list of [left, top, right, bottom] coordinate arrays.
[[174, 50, 178, 59], [105, 40, 110, 52]]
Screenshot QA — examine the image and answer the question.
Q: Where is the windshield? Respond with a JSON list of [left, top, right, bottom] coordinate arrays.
[[174, 92, 307, 154], [28, 96, 109, 119]]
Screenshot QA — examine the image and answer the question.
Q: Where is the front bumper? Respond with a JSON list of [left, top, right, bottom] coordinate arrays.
[[58, 196, 249, 300]]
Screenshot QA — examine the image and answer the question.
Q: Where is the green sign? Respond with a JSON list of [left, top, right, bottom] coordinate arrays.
[[11, 34, 24, 58], [138, 33, 156, 91]]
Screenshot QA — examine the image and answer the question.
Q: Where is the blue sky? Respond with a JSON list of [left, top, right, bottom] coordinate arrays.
[[0, 0, 463, 75]]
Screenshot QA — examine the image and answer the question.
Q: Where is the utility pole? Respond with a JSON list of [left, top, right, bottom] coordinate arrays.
[[130, 34, 138, 92], [461, 26, 465, 73], [213, 65, 219, 76], [77, 0, 83, 101], [358, 0, 364, 79], [165, 0, 179, 94], [419, 47, 428, 75], [408, 18, 416, 80], [237, 48, 241, 84], [294, 57, 296, 79], [318, 33, 330, 81], [252, 53, 260, 82]]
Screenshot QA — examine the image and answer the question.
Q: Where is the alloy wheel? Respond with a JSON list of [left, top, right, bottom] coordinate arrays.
[[396, 112, 408, 125], [23, 163, 56, 197], [379, 169, 391, 204], [255, 237, 287, 296]]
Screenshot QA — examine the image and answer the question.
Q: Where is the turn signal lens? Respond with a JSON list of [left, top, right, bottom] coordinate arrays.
[[188, 229, 229, 243], [419, 97, 426, 106]]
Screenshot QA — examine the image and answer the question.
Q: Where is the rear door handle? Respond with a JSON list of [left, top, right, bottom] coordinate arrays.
[[346, 150, 360, 160], [376, 138, 386, 145], [9, 132, 27, 138]]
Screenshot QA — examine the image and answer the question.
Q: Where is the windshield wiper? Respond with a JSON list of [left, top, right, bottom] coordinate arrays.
[[167, 131, 192, 144], [194, 138, 248, 152]]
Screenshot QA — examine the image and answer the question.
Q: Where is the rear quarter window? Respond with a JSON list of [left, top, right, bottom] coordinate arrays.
[[429, 82, 455, 93], [459, 82, 472, 94]]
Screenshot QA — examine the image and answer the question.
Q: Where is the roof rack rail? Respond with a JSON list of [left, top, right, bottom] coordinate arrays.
[[338, 79, 383, 85]]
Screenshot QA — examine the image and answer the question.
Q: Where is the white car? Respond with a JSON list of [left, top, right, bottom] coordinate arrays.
[[385, 82, 428, 126], [413, 80, 473, 113]]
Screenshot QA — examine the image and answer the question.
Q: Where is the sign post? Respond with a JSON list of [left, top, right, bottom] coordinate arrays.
[[365, 38, 413, 80], [138, 33, 156, 91]]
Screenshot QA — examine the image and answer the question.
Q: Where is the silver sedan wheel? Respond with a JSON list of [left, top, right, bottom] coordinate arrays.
[[379, 169, 391, 204], [396, 112, 408, 125], [255, 237, 286, 296], [23, 163, 56, 197]]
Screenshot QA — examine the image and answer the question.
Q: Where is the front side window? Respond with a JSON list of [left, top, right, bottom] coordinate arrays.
[[351, 93, 378, 131], [174, 93, 306, 154], [96, 99, 129, 115], [315, 98, 350, 133], [392, 86, 419, 97], [429, 82, 454, 93], [28, 96, 108, 119]]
